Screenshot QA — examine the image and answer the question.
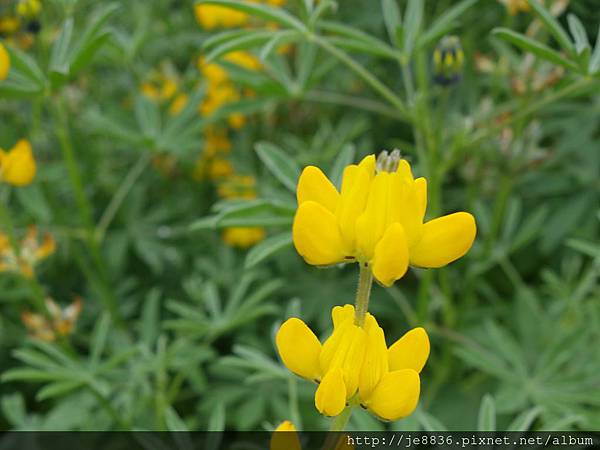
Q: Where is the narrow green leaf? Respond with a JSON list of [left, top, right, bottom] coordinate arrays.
[[4, 45, 46, 86], [205, 402, 225, 450], [477, 394, 497, 431], [255, 141, 300, 191], [203, 30, 277, 63], [245, 232, 293, 268], [492, 28, 579, 71], [588, 24, 600, 74], [37, 379, 85, 401], [526, 0, 574, 55], [507, 406, 542, 431], [567, 14, 589, 56], [49, 17, 74, 78], [419, 0, 479, 48], [165, 406, 189, 432], [381, 0, 402, 45], [402, 0, 424, 59], [197, 0, 306, 32], [320, 21, 398, 59], [90, 313, 111, 366]]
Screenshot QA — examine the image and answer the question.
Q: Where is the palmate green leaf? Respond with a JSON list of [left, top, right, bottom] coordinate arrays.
[[526, 0, 574, 56], [244, 231, 293, 268], [255, 141, 301, 192], [492, 28, 579, 72], [418, 0, 479, 48], [477, 395, 497, 431], [0, 46, 45, 98], [196, 0, 306, 32]]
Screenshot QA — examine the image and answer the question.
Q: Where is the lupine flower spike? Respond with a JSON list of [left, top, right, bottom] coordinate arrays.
[[276, 304, 430, 420], [293, 150, 476, 286]]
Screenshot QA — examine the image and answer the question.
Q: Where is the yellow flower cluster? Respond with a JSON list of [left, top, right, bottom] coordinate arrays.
[[197, 51, 261, 129], [498, 0, 532, 15], [22, 297, 82, 342], [217, 174, 266, 248], [0, 0, 42, 50], [0, 139, 36, 186], [0, 42, 10, 81], [293, 151, 476, 286], [140, 67, 189, 116], [0, 226, 55, 278], [277, 304, 429, 420]]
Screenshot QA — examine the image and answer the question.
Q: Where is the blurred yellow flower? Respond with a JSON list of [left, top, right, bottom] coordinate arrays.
[[0, 226, 55, 278], [168, 93, 188, 116], [194, 4, 248, 29], [223, 50, 262, 71], [0, 139, 36, 186], [0, 17, 21, 36], [0, 42, 10, 80], [276, 304, 429, 420], [292, 151, 476, 286], [498, 0, 531, 15], [270, 421, 301, 450], [16, 0, 42, 19], [222, 226, 266, 248], [22, 297, 82, 342]]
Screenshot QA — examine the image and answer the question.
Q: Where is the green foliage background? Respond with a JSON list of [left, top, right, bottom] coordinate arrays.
[[0, 0, 599, 432]]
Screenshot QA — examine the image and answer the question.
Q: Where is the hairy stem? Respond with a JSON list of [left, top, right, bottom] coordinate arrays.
[[354, 263, 373, 327]]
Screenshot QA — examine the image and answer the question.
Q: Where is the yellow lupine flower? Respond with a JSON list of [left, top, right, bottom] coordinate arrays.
[[194, 4, 248, 29], [22, 297, 82, 342], [292, 151, 476, 286], [223, 51, 262, 71], [16, 0, 42, 19], [222, 226, 266, 248], [276, 304, 429, 420], [0, 42, 10, 81], [168, 93, 188, 116], [498, 0, 531, 15], [0, 139, 36, 186]]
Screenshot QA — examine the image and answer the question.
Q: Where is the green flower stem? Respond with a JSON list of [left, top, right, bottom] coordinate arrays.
[[329, 403, 354, 432], [354, 263, 373, 327], [288, 375, 302, 430], [53, 98, 123, 327], [95, 152, 151, 243]]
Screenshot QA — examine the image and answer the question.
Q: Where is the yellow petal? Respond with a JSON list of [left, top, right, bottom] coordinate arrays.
[[395, 159, 414, 182], [292, 201, 346, 266], [410, 212, 476, 268], [271, 421, 302, 450], [388, 327, 430, 373], [336, 165, 370, 251], [331, 304, 354, 328], [297, 166, 339, 213], [358, 154, 376, 178], [371, 223, 409, 286], [358, 320, 388, 400], [414, 177, 427, 222], [319, 322, 366, 398], [0, 139, 36, 186], [355, 172, 391, 260], [364, 369, 420, 421], [315, 368, 346, 417], [0, 42, 9, 81], [276, 318, 322, 380]]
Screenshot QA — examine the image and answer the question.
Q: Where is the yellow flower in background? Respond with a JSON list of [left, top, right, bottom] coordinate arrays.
[[16, 0, 42, 19], [0, 139, 36, 186], [0, 17, 21, 37], [498, 0, 531, 15], [293, 150, 476, 286], [22, 297, 82, 342], [222, 227, 266, 248], [271, 421, 302, 450], [168, 93, 188, 116], [276, 304, 429, 420], [0, 226, 56, 278], [223, 50, 262, 71], [194, 4, 248, 29], [0, 42, 10, 81]]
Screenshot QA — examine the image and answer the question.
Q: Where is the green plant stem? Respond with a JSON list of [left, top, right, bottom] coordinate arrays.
[[311, 35, 412, 122], [95, 152, 151, 243], [354, 263, 373, 327], [53, 98, 123, 326], [329, 404, 354, 431], [288, 375, 302, 430]]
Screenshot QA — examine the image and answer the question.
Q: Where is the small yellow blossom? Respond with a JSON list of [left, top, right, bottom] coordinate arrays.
[[16, 0, 42, 19], [194, 4, 248, 29], [22, 297, 82, 342], [0, 226, 55, 277], [498, 0, 531, 15], [0, 42, 10, 81], [292, 151, 476, 286], [0, 139, 36, 186], [223, 50, 262, 71], [271, 421, 302, 450], [222, 227, 266, 248], [276, 304, 429, 420], [168, 93, 188, 116]]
